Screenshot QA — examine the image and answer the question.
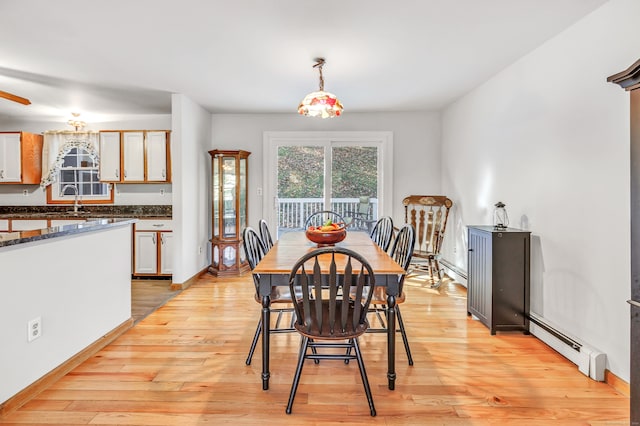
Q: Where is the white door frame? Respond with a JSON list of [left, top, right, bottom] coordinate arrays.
[[262, 131, 393, 234]]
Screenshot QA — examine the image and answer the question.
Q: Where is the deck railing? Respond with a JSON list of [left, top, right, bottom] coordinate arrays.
[[277, 197, 378, 233]]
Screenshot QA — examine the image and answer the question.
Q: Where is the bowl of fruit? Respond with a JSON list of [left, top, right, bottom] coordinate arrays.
[[305, 220, 347, 247]]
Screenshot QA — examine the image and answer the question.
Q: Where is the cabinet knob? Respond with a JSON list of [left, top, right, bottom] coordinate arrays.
[[468, 248, 473, 252]]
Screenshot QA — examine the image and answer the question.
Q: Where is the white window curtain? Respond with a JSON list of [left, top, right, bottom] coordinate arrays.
[[40, 131, 100, 187]]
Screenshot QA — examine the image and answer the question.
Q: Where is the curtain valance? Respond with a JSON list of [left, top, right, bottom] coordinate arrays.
[[40, 131, 100, 187]]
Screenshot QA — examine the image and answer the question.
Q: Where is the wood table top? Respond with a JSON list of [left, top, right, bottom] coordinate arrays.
[[252, 231, 405, 275]]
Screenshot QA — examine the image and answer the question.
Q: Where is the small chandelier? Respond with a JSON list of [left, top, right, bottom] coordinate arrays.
[[67, 112, 86, 131], [298, 58, 343, 119]]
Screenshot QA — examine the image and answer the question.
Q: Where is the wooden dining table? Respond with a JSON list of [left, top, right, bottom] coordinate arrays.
[[251, 230, 406, 391]]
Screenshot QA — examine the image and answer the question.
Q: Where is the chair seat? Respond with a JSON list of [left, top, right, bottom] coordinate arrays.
[[294, 300, 369, 340]]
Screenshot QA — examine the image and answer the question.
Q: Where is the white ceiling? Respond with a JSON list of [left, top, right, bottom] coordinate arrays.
[[0, 0, 609, 123]]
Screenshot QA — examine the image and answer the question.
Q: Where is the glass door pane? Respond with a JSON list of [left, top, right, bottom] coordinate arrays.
[[331, 146, 379, 231], [222, 156, 237, 238], [277, 145, 325, 233]]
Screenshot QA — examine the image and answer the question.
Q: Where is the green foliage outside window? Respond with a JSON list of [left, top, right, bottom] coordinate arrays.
[[277, 146, 377, 199]]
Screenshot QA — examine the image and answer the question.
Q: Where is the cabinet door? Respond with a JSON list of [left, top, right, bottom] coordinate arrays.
[[0, 133, 22, 182], [467, 228, 492, 327], [123, 132, 145, 181], [134, 231, 158, 274], [146, 131, 168, 182], [159, 232, 173, 275], [99, 132, 121, 181], [11, 220, 48, 231]]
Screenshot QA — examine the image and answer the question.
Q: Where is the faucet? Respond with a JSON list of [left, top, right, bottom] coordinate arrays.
[[60, 184, 81, 213]]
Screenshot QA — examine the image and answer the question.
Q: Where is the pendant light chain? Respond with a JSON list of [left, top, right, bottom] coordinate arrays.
[[314, 58, 325, 91]]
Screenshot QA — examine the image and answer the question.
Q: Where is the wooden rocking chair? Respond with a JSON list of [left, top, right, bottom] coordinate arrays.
[[402, 195, 453, 288]]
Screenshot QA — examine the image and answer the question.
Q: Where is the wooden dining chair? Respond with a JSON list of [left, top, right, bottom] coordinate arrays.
[[286, 247, 377, 417], [367, 223, 416, 365], [402, 195, 452, 287], [258, 219, 274, 250], [242, 227, 295, 365], [369, 216, 394, 251]]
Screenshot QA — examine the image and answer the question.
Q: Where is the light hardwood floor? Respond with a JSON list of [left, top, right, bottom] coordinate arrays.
[[1, 274, 629, 425]]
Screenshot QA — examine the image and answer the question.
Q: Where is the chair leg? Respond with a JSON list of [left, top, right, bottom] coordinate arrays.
[[352, 338, 376, 417], [286, 336, 309, 414], [245, 317, 262, 365], [396, 306, 413, 366]]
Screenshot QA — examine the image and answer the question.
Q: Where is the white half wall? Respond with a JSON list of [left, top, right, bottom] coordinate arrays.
[[211, 112, 441, 230], [171, 94, 211, 284], [0, 224, 132, 403], [441, 0, 637, 381]]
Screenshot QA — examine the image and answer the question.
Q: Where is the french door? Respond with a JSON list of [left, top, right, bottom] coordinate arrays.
[[263, 131, 393, 237]]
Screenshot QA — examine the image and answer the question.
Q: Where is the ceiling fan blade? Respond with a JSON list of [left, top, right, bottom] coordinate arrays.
[[0, 90, 31, 105]]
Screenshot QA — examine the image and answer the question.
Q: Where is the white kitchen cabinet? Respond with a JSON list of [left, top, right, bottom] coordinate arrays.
[[146, 131, 168, 182], [122, 131, 145, 182], [99, 131, 121, 181], [134, 231, 158, 274], [0, 133, 21, 182], [133, 219, 172, 276], [106, 131, 170, 183], [0, 219, 9, 231], [11, 220, 48, 231], [159, 231, 173, 274], [0, 132, 42, 184]]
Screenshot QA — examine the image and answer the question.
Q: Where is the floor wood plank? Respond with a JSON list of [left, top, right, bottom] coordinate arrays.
[[1, 273, 629, 424]]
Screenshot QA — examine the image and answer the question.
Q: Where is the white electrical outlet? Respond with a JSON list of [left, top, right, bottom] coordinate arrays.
[[22, 189, 28, 196], [28, 317, 42, 342], [160, 189, 165, 196], [198, 246, 202, 254], [257, 187, 263, 196]]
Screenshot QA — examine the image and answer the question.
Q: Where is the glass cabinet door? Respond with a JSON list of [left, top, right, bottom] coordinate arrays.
[[222, 156, 237, 238], [209, 149, 251, 276], [239, 157, 247, 232]]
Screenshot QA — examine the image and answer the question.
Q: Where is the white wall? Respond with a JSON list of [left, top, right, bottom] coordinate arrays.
[[171, 94, 211, 284], [0, 224, 132, 403], [211, 112, 441, 229], [0, 115, 173, 206], [441, 0, 637, 381]]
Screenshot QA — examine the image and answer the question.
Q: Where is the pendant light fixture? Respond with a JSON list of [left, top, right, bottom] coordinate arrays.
[[298, 57, 343, 119]]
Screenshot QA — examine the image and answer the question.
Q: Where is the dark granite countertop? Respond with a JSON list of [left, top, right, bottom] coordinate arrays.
[[0, 205, 171, 219], [0, 218, 138, 248]]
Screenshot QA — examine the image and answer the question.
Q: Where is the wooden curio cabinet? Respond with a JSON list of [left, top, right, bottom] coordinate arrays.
[[208, 149, 250, 276]]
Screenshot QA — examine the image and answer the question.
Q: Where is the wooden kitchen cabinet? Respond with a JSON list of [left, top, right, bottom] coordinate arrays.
[[467, 226, 531, 335], [99, 130, 170, 183], [133, 219, 172, 276], [0, 132, 43, 184], [146, 131, 169, 182], [123, 132, 145, 182], [99, 131, 121, 181]]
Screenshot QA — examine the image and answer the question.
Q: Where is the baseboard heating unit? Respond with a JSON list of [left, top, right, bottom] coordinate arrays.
[[528, 313, 606, 381]]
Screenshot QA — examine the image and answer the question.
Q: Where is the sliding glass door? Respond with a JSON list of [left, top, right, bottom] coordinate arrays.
[[264, 132, 393, 237]]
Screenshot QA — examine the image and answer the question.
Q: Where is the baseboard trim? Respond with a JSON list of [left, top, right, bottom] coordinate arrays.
[[605, 369, 630, 397], [170, 266, 208, 291], [440, 258, 467, 286], [0, 318, 134, 418]]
